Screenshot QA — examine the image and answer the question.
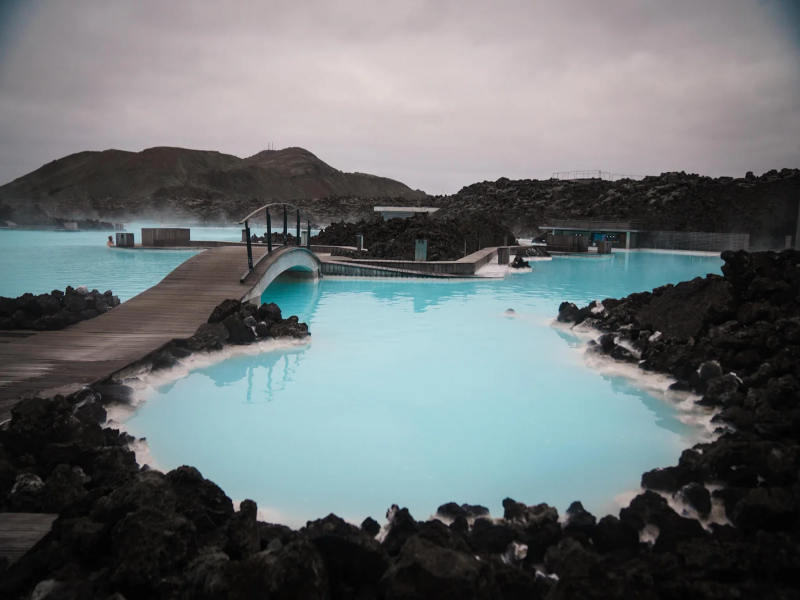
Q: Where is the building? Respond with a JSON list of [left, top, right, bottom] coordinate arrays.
[[374, 207, 440, 220], [539, 220, 644, 249]]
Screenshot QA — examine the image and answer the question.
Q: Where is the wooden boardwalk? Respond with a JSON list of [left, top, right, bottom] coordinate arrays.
[[0, 512, 58, 565], [0, 245, 295, 417]]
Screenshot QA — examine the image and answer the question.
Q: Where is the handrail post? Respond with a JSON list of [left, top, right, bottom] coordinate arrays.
[[245, 220, 253, 270], [266, 210, 272, 253], [283, 204, 288, 240], [296, 209, 301, 246], [306, 218, 311, 249]]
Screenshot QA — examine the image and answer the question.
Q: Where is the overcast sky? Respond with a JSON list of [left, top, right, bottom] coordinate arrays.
[[0, 0, 798, 194]]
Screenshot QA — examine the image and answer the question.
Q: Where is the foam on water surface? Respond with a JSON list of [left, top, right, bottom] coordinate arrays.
[[119, 251, 724, 528]]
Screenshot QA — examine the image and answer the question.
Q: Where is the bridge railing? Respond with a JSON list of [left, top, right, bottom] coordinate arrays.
[[238, 203, 318, 271]]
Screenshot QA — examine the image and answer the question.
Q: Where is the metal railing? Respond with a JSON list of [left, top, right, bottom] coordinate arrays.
[[547, 219, 647, 231], [238, 203, 318, 271], [551, 171, 647, 181]]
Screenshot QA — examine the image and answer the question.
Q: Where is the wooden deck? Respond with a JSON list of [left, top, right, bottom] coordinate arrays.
[[0, 245, 294, 418], [0, 512, 58, 565]]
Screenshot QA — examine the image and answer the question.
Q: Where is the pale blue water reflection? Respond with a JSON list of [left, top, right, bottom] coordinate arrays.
[[0, 223, 248, 300], [128, 252, 723, 527]]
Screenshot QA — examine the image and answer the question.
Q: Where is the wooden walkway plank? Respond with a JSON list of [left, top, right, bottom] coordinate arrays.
[[0, 512, 58, 565], [0, 245, 305, 416]]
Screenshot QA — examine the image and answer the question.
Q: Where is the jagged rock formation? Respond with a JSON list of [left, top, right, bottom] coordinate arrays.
[[3, 276, 800, 597], [0, 287, 120, 331], [434, 169, 800, 246], [555, 249, 800, 595], [0, 203, 114, 229], [0, 147, 425, 223], [312, 213, 518, 260]]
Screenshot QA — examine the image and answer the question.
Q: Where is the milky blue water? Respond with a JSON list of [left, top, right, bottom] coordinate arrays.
[[123, 252, 724, 527], [0, 223, 248, 300]]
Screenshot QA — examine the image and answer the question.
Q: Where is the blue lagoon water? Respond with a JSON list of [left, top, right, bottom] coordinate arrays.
[[124, 252, 724, 527], [0, 223, 254, 300]]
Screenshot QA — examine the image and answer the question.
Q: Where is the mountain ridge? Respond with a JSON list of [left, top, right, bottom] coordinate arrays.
[[0, 146, 426, 220]]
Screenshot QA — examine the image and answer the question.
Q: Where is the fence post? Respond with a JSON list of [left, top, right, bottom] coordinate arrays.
[[283, 204, 288, 238], [266, 211, 272, 253], [245, 220, 253, 270], [296, 209, 301, 246]]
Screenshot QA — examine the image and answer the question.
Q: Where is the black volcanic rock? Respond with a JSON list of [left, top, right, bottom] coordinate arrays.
[[433, 169, 800, 245], [313, 212, 518, 261], [0, 287, 119, 331]]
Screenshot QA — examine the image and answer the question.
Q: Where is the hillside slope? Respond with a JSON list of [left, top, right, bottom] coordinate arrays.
[[434, 169, 800, 248], [0, 146, 425, 221]]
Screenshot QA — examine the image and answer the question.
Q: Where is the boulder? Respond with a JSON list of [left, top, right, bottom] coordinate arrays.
[[7, 472, 45, 510], [270, 321, 309, 339], [699, 373, 741, 406], [361, 516, 381, 537], [304, 513, 389, 596], [32, 313, 68, 331], [166, 465, 234, 534], [436, 502, 490, 521], [188, 322, 229, 353], [225, 539, 330, 600], [732, 487, 797, 535], [92, 383, 136, 406], [379, 536, 492, 600], [680, 482, 712, 516], [562, 501, 597, 536], [557, 302, 582, 324], [255, 321, 272, 338], [226, 499, 260, 559], [42, 464, 89, 512], [63, 293, 86, 313], [470, 518, 517, 554], [208, 299, 242, 324], [35, 293, 61, 315], [109, 508, 198, 596], [257, 302, 282, 323], [382, 506, 419, 556], [222, 314, 256, 344], [591, 516, 639, 555]]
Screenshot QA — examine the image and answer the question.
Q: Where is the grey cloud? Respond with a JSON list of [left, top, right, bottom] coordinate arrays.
[[0, 0, 798, 194]]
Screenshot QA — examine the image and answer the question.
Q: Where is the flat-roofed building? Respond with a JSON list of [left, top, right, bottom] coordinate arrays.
[[539, 220, 645, 249], [374, 206, 440, 220]]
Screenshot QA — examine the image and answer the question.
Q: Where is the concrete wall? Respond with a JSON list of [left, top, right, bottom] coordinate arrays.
[[241, 248, 321, 305], [142, 228, 190, 247], [638, 231, 750, 252], [337, 247, 498, 275]]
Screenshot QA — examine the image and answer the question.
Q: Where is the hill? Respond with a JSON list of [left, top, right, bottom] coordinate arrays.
[[433, 169, 800, 249], [0, 146, 425, 222]]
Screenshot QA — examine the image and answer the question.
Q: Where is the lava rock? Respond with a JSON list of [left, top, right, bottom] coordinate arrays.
[[222, 313, 256, 344], [166, 465, 234, 534], [361, 516, 381, 537], [732, 487, 797, 535], [379, 535, 492, 599], [680, 482, 712, 516], [304, 513, 389, 596], [591, 515, 639, 555], [226, 499, 260, 559], [208, 298, 242, 324], [382, 506, 419, 556], [563, 501, 597, 536], [188, 322, 229, 353]]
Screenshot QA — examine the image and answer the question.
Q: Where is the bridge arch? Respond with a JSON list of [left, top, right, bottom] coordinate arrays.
[[240, 246, 321, 306]]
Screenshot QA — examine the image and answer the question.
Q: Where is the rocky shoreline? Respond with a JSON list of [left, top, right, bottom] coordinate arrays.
[[2, 253, 800, 598], [312, 213, 518, 261], [0, 287, 121, 331]]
